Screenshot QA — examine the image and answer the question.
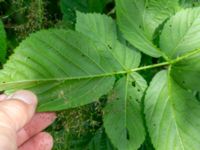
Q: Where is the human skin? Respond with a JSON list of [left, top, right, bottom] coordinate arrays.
[[0, 90, 56, 150]]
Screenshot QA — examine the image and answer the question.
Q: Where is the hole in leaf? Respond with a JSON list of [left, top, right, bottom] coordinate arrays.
[[136, 99, 140, 103], [107, 44, 112, 49], [126, 128, 130, 140], [195, 92, 200, 102], [132, 81, 136, 87], [152, 58, 158, 64]]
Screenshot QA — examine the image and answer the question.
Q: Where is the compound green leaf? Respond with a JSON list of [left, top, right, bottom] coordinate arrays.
[[0, 20, 7, 63], [76, 12, 141, 69], [0, 27, 140, 111], [145, 70, 200, 150], [116, 0, 179, 57], [160, 8, 200, 59], [103, 73, 147, 150]]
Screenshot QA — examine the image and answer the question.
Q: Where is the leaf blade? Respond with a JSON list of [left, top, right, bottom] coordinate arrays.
[[76, 12, 141, 69], [160, 8, 200, 59], [145, 70, 200, 150], [0, 25, 140, 111], [116, 0, 179, 57], [103, 73, 147, 150], [171, 53, 200, 90], [0, 29, 120, 111], [160, 8, 200, 90]]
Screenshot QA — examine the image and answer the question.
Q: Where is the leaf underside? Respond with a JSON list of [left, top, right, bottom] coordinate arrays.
[[144, 6, 200, 150], [103, 73, 147, 150], [116, 0, 180, 57], [0, 14, 140, 111], [160, 7, 200, 91], [1, 1, 200, 150], [145, 71, 200, 150]]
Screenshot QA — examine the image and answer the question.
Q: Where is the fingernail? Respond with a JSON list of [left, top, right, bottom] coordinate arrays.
[[9, 90, 37, 105]]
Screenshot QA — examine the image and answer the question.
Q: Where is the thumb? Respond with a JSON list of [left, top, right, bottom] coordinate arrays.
[[0, 90, 37, 150]]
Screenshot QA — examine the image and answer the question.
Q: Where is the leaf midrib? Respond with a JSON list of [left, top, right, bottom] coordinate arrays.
[[1, 47, 200, 86], [167, 66, 185, 150]]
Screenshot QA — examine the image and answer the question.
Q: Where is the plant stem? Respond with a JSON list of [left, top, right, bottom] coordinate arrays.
[[128, 61, 170, 73], [170, 48, 200, 64], [1, 48, 199, 84], [1, 7, 28, 20], [37, 0, 44, 28]]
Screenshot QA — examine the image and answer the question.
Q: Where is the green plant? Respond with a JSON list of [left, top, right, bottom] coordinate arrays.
[[1, 0, 200, 150], [0, 19, 6, 63], [60, 0, 112, 28]]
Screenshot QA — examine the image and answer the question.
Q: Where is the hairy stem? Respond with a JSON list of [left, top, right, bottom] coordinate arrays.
[[0, 48, 199, 85], [129, 61, 170, 73]]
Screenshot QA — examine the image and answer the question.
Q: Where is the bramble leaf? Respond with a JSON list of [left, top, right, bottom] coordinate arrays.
[[0, 22, 140, 111], [0, 20, 7, 63], [145, 70, 200, 150], [76, 12, 141, 69], [103, 73, 147, 150], [160, 8, 200, 59], [116, 0, 179, 57], [0, 29, 116, 111], [76, 12, 116, 46]]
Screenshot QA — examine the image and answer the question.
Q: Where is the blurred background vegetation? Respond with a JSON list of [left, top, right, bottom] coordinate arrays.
[[0, 0, 157, 149]]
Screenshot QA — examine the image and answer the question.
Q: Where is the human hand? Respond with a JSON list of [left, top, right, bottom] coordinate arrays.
[[0, 90, 56, 150]]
